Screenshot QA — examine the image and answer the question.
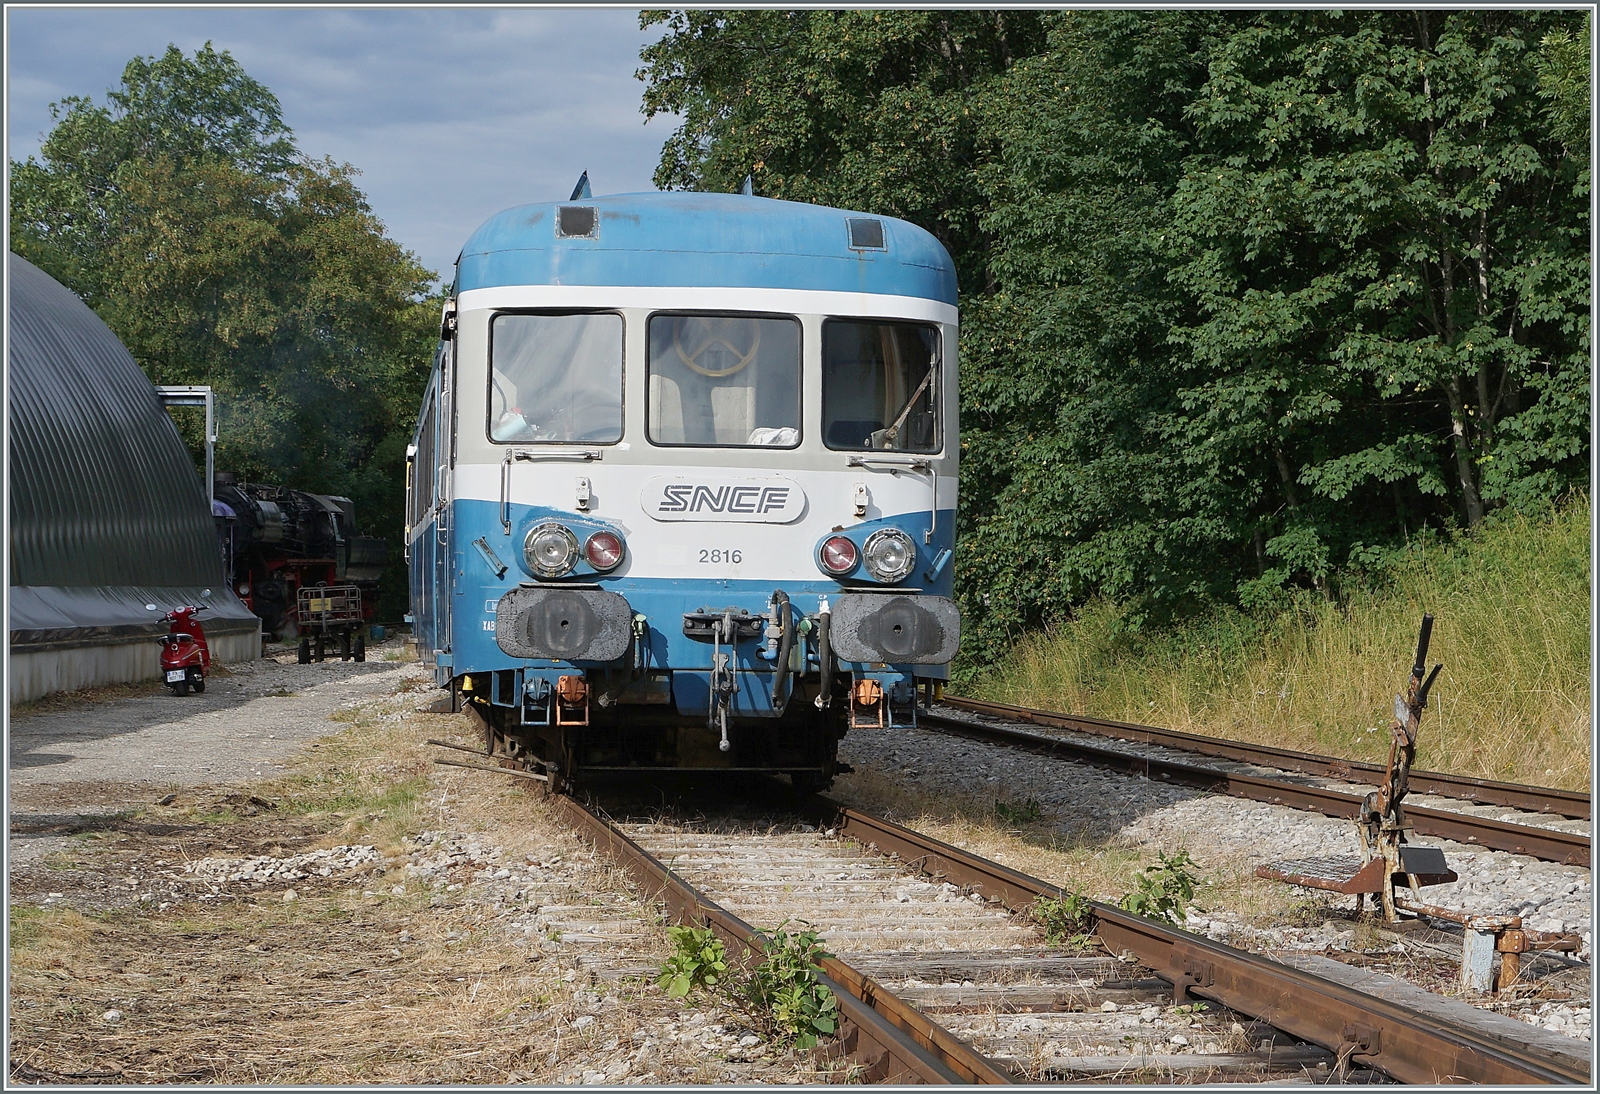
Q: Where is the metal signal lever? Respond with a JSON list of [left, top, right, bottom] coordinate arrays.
[[1360, 612, 1445, 922]]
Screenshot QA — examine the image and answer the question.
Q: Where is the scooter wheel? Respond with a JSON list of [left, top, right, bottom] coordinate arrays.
[[171, 679, 190, 697], [192, 673, 205, 694], [297, 639, 311, 664]]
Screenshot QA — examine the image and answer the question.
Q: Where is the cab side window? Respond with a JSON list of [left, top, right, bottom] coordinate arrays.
[[821, 320, 939, 452], [489, 312, 624, 444]]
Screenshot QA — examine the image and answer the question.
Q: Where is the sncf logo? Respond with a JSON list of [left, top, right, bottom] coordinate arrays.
[[659, 484, 791, 515], [642, 475, 805, 524]]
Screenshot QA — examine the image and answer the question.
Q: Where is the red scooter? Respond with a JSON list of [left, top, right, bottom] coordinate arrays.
[[149, 603, 211, 696]]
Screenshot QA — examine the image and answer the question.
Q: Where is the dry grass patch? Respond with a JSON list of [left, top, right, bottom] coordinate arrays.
[[976, 501, 1590, 789], [9, 890, 576, 1083], [9, 678, 166, 717], [8, 678, 823, 1084]]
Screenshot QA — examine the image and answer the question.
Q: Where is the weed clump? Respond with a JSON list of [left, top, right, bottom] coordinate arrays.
[[1030, 889, 1093, 949], [658, 925, 727, 999], [1118, 850, 1201, 924], [994, 796, 1043, 825], [741, 923, 838, 1050], [657, 919, 838, 1051]]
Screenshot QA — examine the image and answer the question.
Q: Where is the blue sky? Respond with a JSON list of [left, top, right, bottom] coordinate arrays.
[[6, 7, 675, 283]]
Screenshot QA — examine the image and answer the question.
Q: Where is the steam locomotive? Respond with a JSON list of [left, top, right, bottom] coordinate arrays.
[[214, 474, 387, 640]]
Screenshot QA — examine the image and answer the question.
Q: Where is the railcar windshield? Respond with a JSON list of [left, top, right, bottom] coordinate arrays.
[[488, 312, 623, 444], [647, 313, 801, 447], [821, 320, 940, 452]]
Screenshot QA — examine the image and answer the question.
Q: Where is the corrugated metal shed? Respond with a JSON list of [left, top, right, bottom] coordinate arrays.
[[8, 253, 259, 699]]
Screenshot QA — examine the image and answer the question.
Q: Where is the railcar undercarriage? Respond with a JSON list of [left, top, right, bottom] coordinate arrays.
[[470, 673, 852, 795]]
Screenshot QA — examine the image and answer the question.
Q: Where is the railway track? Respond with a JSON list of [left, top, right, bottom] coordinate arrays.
[[928, 699, 1590, 867], [545, 787, 1590, 1085], [452, 706, 1589, 1085]]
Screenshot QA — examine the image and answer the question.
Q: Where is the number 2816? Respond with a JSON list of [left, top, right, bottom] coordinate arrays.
[[700, 548, 742, 564]]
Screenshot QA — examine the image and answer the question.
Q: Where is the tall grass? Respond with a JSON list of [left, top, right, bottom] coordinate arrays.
[[974, 500, 1591, 789]]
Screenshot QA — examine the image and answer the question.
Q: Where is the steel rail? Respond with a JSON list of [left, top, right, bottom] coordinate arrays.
[[941, 696, 1590, 820], [809, 800, 1591, 1087], [922, 710, 1590, 867]]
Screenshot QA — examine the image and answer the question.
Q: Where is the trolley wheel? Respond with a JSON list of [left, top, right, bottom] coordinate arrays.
[[354, 636, 366, 663], [314, 636, 325, 662], [191, 672, 205, 695], [340, 631, 352, 661], [297, 639, 311, 664]]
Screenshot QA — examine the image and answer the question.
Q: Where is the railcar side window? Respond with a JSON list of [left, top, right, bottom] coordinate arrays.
[[647, 314, 801, 447], [489, 313, 623, 444], [822, 320, 939, 453]]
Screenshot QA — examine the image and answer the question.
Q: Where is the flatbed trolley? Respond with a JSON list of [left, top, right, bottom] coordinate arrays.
[[296, 583, 366, 663]]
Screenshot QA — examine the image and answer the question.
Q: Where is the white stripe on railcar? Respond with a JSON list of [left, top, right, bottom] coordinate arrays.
[[456, 285, 958, 326]]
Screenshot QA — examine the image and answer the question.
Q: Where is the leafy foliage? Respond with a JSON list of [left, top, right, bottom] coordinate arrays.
[[638, 10, 1047, 295], [1118, 850, 1202, 925], [10, 44, 438, 619], [1031, 889, 1094, 949], [740, 922, 839, 1051], [658, 924, 728, 999], [639, 11, 1590, 670]]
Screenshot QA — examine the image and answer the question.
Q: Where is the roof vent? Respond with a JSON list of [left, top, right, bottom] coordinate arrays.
[[847, 218, 885, 251], [557, 206, 597, 239]]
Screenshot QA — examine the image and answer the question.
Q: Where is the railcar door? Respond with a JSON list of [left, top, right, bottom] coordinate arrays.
[[409, 381, 439, 662], [431, 331, 455, 664]]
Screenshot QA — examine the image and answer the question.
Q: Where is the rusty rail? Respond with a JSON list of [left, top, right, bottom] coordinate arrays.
[[940, 696, 1590, 820], [808, 801, 1590, 1086], [923, 709, 1590, 867]]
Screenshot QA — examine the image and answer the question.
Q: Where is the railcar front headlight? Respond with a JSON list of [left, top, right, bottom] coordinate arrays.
[[862, 528, 916, 583], [524, 522, 579, 578], [819, 535, 859, 576], [584, 530, 625, 572]]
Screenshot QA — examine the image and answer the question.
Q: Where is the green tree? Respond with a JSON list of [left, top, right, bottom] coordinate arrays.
[[638, 9, 1046, 290], [639, 10, 1589, 670], [957, 12, 1221, 653], [10, 44, 438, 619], [1165, 10, 1589, 543]]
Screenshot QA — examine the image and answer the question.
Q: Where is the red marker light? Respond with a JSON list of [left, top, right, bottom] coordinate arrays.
[[819, 536, 859, 575], [584, 531, 624, 572]]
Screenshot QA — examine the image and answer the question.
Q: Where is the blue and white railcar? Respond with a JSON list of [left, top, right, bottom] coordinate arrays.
[[407, 190, 960, 790]]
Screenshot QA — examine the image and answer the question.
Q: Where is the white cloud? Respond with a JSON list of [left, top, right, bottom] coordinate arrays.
[[5, 7, 677, 280]]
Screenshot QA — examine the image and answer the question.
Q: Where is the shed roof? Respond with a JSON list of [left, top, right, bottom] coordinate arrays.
[[7, 253, 256, 644]]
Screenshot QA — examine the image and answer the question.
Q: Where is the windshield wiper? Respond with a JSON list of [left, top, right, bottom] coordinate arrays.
[[876, 366, 935, 449]]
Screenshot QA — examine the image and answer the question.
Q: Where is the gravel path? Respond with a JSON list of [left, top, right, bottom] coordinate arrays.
[[8, 650, 413, 870]]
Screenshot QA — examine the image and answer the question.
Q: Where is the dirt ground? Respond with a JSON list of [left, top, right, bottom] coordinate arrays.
[[6, 643, 829, 1085]]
